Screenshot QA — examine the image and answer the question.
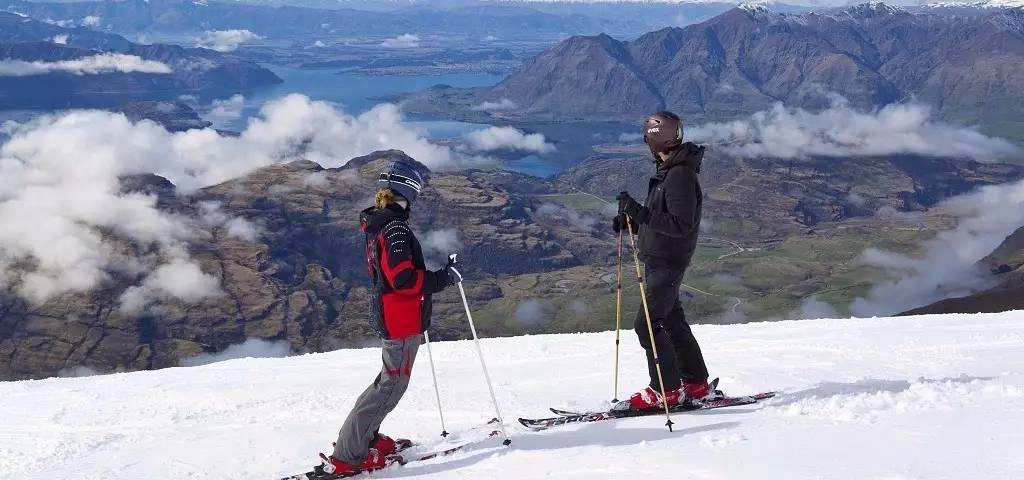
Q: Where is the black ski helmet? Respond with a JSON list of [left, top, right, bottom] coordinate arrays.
[[643, 111, 683, 155], [377, 161, 426, 205]]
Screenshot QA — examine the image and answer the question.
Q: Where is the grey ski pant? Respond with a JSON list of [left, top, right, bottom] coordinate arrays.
[[333, 334, 421, 463]]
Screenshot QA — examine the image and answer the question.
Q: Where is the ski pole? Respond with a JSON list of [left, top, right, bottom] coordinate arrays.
[[625, 215, 675, 432], [450, 262, 512, 446], [422, 330, 449, 437], [612, 227, 624, 403]]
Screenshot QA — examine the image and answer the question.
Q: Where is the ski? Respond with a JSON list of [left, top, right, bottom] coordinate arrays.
[[548, 378, 725, 417], [523, 391, 776, 431], [280, 421, 502, 480]]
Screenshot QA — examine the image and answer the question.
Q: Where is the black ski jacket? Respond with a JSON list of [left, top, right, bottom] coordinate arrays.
[[637, 142, 704, 269], [360, 204, 448, 340]]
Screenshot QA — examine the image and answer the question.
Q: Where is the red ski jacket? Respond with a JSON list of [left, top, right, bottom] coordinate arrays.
[[360, 204, 448, 339]]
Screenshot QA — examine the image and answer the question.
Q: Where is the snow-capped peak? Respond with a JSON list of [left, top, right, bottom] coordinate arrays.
[[738, 1, 772, 13], [844, 2, 907, 17], [924, 0, 1024, 9]]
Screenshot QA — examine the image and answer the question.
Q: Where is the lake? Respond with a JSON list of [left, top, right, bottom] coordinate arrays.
[[1, 65, 635, 178], [212, 66, 503, 139], [210, 65, 634, 178]]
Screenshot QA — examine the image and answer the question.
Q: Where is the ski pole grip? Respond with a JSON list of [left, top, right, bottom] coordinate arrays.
[[449, 266, 464, 283]]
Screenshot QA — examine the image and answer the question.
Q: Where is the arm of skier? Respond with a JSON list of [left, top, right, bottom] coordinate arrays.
[[381, 222, 449, 295], [646, 169, 698, 239], [380, 222, 425, 296]]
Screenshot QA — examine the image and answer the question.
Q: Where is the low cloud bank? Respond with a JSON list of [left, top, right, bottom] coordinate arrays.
[[464, 126, 555, 154], [472, 99, 517, 112], [207, 94, 246, 122], [850, 179, 1024, 316], [513, 299, 554, 327], [0, 94, 488, 306], [421, 229, 462, 264], [534, 203, 598, 232], [381, 34, 420, 48], [197, 29, 262, 52], [689, 100, 1019, 161], [0, 53, 172, 77], [180, 339, 292, 367]]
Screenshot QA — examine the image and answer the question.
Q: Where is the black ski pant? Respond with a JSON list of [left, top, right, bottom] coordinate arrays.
[[634, 262, 709, 391]]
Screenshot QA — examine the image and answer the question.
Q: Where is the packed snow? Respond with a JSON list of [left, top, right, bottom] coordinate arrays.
[[2, 312, 1024, 479]]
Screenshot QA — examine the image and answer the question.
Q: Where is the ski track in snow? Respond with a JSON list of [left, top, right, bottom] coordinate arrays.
[[2, 312, 1024, 479]]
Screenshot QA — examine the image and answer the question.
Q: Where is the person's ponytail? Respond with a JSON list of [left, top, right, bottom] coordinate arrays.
[[375, 188, 394, 209]]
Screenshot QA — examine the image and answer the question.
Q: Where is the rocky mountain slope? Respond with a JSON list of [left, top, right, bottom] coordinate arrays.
[[461, 4, 1024, 133], [557, 149, 1024, 241], [0, 147, 617, 380], [3, 133, 1020, 380], [0, 12, 281, 109]]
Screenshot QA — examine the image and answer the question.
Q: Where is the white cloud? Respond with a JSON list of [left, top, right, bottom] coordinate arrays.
[[0, 53, 172, 77], [471, 98, 517, 112], [198, 201, 261, 242], [688, 100, 1020, 162], [875, 206, 924, 225], [850, 179, 1024, 316], [58, 365, 101, 378], [312, 40, 326, 48], [420, 229, 462, 263], [42, 18, 74, 28], [51, 34, 69, 45], [119, 258, 222, 313], [225, 217, 261, 242], [513, 298, 553, 327], [81, 15, 101, 27], [0, 95, 487, 304], [790, 296, 840, 320], [618, 133, 643, 143], [534, 203, 598, 232], [179, 338, 291, 367], [207, 94, 246, 122], [464, 126, 555, 153], [381, 34, 421, 48], [197, 29, 262, 52]]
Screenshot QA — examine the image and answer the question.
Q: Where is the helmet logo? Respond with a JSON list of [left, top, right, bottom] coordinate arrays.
[[647, 127, 660, 134]]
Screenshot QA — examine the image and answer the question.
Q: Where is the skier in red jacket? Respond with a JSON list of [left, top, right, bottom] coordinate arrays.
[[323, 160, 459, 475]]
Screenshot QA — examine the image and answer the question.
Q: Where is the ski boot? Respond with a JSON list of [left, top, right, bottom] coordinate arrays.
[[682, 378, 725, 406], [628, 385, 682, 411], [370, 434, 399, 456], [319, 450, 387, 476]]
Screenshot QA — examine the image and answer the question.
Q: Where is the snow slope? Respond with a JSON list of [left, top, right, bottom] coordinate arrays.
[[2, 312, 1024, 480]]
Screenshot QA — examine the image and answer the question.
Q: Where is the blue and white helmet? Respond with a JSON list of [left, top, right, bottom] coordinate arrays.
[[377, 161, 426, 205]]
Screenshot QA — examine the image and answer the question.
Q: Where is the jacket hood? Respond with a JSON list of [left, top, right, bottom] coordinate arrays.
[[360, 203, 409, 233], [657, 142, 704, 175]]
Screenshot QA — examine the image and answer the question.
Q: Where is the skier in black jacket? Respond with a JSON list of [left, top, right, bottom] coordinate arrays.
[[322, 160, 460, 476], [615, 111, 713, 411]]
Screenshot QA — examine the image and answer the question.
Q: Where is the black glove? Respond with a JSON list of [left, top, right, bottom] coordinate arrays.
[[611, 214, 638, 234], [441, 254, 463, 286], [616, 191, 649, 224]]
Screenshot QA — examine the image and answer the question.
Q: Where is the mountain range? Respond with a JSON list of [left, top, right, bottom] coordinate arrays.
[[2, 98, 1020, 379], [440, 3, 1024, 137], [0, 12, 280, 108], [0, 0, 737, 39]]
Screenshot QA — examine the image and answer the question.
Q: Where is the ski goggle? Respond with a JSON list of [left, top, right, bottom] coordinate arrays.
[[378, 172, 422, 194]]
